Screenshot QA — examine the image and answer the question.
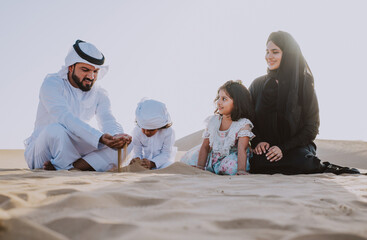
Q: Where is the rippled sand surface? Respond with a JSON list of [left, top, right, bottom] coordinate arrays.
[[1, 137, 367, 239]]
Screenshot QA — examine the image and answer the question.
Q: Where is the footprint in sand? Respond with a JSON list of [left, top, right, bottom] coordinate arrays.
[[319, 198, 338, 204], [45, 217, 137, 240], [46, 188, 79, 197], [351, 200, 367, 208], [0, 194, 11, 208], [109, 192, 167, 207], [63, 181, 90, 185], [134, 179, 160, 184], [14, 193, 28, 201], [0, 194, 25, 210], [290, 233, 367, 240], [0, 169, 20, 172], [214, 218, 293, 230], [48, 192, 167, 210], [23, 175, 51, 179], [0, 218, 67, 240]]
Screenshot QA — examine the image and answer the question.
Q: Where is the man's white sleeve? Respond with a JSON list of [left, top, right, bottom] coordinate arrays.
[[40, 79, 103, 148], [95, 88, 123, 136]]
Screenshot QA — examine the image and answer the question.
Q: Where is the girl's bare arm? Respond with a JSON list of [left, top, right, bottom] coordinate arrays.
[[237, 136, 250, 174], [197, 138, 210, 169]]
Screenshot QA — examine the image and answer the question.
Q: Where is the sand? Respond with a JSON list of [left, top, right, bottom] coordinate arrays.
[[1, 134, 367, 239]]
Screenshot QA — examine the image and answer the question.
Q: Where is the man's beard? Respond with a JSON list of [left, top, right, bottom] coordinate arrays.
[[72, 71, 94, 92]]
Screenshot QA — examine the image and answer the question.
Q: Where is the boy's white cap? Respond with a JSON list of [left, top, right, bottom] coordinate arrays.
[[135, 98, 171, 130]]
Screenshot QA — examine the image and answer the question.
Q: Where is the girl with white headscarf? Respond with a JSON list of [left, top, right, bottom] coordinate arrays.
[[129, 99, 176, 169]]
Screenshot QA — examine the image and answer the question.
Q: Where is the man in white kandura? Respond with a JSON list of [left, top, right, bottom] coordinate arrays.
[[24, 40, 131, 171]]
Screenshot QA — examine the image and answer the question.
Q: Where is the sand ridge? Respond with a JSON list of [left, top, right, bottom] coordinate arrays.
[[1, 136, 367, 239], [1, 164, 367, 239]]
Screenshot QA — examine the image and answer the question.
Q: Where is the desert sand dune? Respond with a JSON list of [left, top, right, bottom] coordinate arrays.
[[0, 134, 366, 239]]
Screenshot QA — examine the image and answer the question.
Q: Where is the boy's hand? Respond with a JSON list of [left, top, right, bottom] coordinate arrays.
[[129, 157, 140, 165], [141, 158, 156, 169]]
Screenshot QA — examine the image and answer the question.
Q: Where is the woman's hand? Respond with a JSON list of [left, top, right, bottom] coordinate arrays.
[[265, 146, 283, 162], [253, 142, 270, 155]]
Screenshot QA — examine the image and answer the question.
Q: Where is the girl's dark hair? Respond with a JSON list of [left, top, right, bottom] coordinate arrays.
[[214, 80, 255, 122]]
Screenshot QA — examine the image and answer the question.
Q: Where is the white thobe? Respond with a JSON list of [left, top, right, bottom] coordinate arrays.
[[131, 126, 176, 169], [24, 73, 128, 171]]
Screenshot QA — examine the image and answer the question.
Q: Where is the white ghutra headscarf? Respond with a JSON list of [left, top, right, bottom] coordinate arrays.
[[135, 99, 172, 130], [58, 40, 109, 80]]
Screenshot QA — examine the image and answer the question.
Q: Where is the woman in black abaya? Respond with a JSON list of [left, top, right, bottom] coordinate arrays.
[[249, 31, 358, 175]]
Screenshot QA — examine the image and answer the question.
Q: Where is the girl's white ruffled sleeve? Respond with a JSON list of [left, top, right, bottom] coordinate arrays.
[[237, 118, 255, 140], [202, 115, 213, 139]]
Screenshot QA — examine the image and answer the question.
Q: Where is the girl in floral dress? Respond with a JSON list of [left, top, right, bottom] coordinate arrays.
[[181, 80, 255, 175]]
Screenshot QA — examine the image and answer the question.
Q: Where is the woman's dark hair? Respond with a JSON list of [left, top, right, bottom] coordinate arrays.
[[214, 80, 255, 122], [265, 31, 317, 136], [267, 31, 312, 79], [267, 31, 315, 111]]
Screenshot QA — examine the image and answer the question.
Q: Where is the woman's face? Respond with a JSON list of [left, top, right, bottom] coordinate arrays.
[[265, 41, 283, 70]]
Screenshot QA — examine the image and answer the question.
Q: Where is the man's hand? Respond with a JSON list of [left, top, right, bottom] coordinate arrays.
[[113, 133, 132, 147], [99, 133, 117, 148], [99, 133, 132, 149]]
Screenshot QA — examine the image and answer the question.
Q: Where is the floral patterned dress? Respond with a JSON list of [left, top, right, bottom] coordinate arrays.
[[180, 115, 255, 175]]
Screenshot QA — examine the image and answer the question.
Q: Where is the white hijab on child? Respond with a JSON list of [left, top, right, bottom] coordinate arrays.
[[135, 99, 171, 130], [58, 40, 109, 80]]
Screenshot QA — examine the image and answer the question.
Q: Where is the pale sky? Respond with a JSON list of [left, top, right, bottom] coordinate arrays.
[[1, 0, 366, 149]]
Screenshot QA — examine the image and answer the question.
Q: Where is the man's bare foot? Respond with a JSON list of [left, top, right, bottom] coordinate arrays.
[[72, 158, 95, 171], [43, 161, 56, 170]]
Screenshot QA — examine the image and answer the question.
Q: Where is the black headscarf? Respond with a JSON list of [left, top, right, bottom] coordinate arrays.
[[266, 31, 314, 136]]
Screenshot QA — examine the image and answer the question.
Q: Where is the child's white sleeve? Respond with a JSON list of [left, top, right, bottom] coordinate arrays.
[[151, 129, 175, 169], [132, 127, 143, 159]]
